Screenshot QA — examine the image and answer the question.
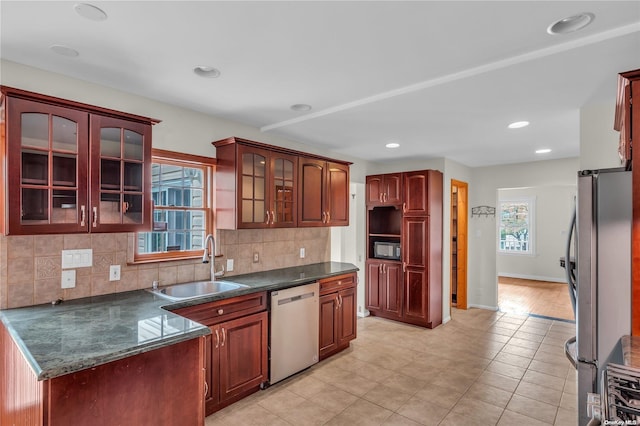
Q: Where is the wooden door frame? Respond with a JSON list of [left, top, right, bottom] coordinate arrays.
[[451, 179, 468, 309]]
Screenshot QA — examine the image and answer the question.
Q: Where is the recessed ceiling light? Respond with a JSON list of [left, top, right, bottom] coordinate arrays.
[[290, 104, 312, 112], [547, 13, 594, 35], [385, 142, 400, 149], [508, 121, 530, 129], [536, 148, 552, 154], [193, 66, 221, 78], [50, 45, 79, 57], [74, 3, 108, 21]]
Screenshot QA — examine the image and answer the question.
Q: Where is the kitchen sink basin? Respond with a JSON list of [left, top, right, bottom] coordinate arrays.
[[147, 280, 249, 301]]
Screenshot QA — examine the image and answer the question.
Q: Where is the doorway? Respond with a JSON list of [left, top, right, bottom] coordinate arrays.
[[450, 180, 468, 309]]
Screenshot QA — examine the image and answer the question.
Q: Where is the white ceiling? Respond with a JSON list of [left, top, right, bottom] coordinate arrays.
[[2, 1, 639, 167]]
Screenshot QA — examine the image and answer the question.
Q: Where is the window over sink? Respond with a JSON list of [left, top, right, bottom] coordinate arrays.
[[134, 149, 215, 262]]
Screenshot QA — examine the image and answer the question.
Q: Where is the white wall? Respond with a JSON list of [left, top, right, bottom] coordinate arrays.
[[496, 185, 576, 282], [580, 100, 624, 170], [468, 158, 580, 309]]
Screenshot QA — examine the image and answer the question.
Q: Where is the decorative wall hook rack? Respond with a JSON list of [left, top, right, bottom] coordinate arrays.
[[471, 206, 496, 218]]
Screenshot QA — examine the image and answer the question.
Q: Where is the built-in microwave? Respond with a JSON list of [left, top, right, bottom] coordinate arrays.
[[373, 241, 401, 260]]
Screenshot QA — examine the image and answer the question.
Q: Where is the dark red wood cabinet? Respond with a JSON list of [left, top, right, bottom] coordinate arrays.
[[617, 69, 640, 335], [173, 291, 269, 415], [365, 169, 442, 328], [0, 86, 157, 235], [318, 272, 357, 360], [213, 137, 350, 229], [0, 323, 205, 426], [365, 173, 402, 207]]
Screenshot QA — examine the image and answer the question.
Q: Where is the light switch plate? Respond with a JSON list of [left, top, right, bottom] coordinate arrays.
[[300, 247, 305, 258], [61, 249, 93, 269], [61, 270, 76, 288], [226, 259, 234, 272]]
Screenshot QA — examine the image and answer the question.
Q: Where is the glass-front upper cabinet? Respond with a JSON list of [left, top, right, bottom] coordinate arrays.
[[6, 97, 89, 234], [271, 153, 297, 227], [90, 115, 151, 232]]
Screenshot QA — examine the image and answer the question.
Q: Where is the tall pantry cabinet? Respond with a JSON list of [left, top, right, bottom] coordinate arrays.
[[365, 169, 443, 328]]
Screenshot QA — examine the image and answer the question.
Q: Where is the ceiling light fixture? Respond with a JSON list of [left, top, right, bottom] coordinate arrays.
[[74, 3, 108, 21], [547, 12, 595, 35], [193, 66, 221, 78], [50, 45, 80, 57], [385, 142, 400, 149], [508, 121, 530, 129], [290, 104, 312, 112], [536, 148, 552, 154]]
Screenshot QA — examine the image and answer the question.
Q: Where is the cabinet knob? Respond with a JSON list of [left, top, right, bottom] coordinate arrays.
[[217, 309, 224, 315]]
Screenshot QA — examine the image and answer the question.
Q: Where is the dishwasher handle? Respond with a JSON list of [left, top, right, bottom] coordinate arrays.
[[277, 291, 316, 306]]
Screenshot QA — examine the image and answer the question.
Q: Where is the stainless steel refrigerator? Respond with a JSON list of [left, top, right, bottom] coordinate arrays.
[[564, 168, 631, 425]]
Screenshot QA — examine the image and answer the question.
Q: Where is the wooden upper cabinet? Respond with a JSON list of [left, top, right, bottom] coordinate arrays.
[[214, 137, 350, 229], [298, 158, 349, 227], [366, 173, 402, 207], [1, 86, 157, 235], [403, 170, 442, 216]]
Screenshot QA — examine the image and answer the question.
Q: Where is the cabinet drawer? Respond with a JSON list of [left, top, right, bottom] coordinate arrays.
[[173, 291, 267, 326], [319, 273, 356, 296]]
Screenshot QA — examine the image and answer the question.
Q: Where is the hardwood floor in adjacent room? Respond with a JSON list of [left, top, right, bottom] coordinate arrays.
[[498, 277, 575, 322]]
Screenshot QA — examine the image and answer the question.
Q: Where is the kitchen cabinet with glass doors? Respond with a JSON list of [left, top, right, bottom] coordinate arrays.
[[0, 86, 157, 235]]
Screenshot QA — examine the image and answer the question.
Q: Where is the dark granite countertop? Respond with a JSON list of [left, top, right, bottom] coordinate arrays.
[[0, 261, 358, 381]]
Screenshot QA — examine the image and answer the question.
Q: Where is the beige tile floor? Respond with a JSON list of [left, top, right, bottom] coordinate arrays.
[[206, 308, 577, 425]]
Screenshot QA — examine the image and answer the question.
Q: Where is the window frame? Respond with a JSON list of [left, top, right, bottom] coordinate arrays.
[[497, 196, 535, 256], [134, 148, 215, 263]]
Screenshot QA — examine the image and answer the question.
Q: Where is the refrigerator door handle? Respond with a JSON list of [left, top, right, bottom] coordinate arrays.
[[565, 206, 577, 314]]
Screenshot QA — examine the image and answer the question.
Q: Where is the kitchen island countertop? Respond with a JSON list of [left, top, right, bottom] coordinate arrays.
[[0, 261, 358, 380]]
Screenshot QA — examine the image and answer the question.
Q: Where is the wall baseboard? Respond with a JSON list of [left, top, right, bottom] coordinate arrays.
[[498, 272, 567, 284], [468, 304, 499, 311]]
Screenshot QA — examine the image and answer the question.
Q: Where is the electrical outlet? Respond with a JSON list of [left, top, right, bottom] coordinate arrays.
[[253, 252, 259, 263], [226, 259, 234, 272], [61, 270, 76, 288], [109, 265, 121, 281], [300, 247, 305, 258]]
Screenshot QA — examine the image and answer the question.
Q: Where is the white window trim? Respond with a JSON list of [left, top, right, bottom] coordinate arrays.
[[497, 196, 535, 256]]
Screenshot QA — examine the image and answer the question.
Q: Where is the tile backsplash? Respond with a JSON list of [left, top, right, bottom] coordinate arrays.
[[0, 227, 330, 309]]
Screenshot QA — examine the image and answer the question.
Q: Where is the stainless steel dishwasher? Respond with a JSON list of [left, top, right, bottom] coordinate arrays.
[[269, 282, 319, 384]]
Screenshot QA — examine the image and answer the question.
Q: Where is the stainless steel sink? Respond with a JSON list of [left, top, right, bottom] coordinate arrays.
[[147, 280, 249, 301]]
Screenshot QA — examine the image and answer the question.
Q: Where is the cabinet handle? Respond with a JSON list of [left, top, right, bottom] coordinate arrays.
[[383, 193, 387, 203], [92, 206, 98, 227], [326, 212, 330, 223], [379, 193, 383, 203], [403, 202, 407, 213], [339, 294, 343, 308], [204, 380, 209, 397], [378, 264, 382, 274], [214, 329, 220, 348], [322, 212, 326, 223], [80, 205, 86, 226], [265, 211, 270, 224], [335, 296, 340, 310], [217, 309, 224, 315], [271, 210, 275, 224], [221, 328, 226, 347], [403, 262, 407, 272]]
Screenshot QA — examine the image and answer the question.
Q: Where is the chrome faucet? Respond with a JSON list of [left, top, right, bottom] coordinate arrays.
[[202, 233, 216, 282]]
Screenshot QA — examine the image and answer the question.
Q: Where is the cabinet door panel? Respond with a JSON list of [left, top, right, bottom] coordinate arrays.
[[90, 115, 151, 233], [404, 268, 428, 323], [298, 158, 325, 225], [366, 261, 382, 311], [338, 287, 357, 346], [270, 153, 297, 227], [217, 311, 268, 404], [7, 97, 89, 234], [327, 162, 349, 225], [404, 217, 428, 268], [403, 171, 428, 215], [384, 174, 403, 205], [366, 175, 383, 206], [319, 293, 338, 357], [383, 263, 403, 317]]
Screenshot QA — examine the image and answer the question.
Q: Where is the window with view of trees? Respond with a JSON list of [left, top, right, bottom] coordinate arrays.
[[498, 197, 534, 254], [135, 149, 214, 262]]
